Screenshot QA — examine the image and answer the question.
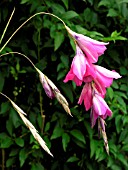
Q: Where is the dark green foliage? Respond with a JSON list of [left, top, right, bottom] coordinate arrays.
[[0, 0, 128, 169]]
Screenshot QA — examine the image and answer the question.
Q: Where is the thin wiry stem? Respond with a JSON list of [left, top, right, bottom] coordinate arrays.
[[0, 12, 66, 53], [0, 7, 15, 45], [0, 52, 38, 72]]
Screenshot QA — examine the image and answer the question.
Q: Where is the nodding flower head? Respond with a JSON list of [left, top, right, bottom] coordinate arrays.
[[65, 26, 109, 63]]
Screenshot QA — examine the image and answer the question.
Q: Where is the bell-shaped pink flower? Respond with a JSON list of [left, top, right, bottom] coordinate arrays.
[[78, 83, 93, 111], [64, 45, 96, 86], [91, 93, 112, 127], [65, 26, 109, 63], [93, 65, 121, 97]]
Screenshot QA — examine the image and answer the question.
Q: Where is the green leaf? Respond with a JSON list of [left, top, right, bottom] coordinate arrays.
[[115, 91, 128, 99], [115, 115, 123, 133], [10, 107, 21, 128], [119, 128, 128, 143], [112, 81, 119, 89], [107, 9, 118, 17], [20, 0, 29, 4], [44, 122, 50, 132], [0, 133, 13, 148], [52, 3, 65, 14], [90, 139, 98, 158], [9, 148, 19, 156], [122, 144, 128, 151], [61, 11, 79, 20], [62, 0, 68, 9], [67, 156, 79, 162], [6, 119, 13, 136], [54, 32, 65, 51], [120, 66, 128, 75], [84, 121, 94, 139], [15, 137, 24, 147], [60, 55, 69, 68], [57, 70, 67, 80], [16, 61, 20, 71], [60, 84, 74, 103], [6, 157, 16, 168], [98, 0, 111, 7], [51, 123, 64, 139], [117, 96, 127, 114], [72, 138, 86, 148], [118, 153, 128, 167], [62, 133, 70, 151], [0, 101, 10, 115], [70, 129, 86, 144], [31, 163, 45, 170], [19, 148, 28, 167], [107, 87, 114, 100]]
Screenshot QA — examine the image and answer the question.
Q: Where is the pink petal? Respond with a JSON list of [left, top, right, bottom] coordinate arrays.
[[94, 65, 121, 79], [63, 69, 82, 86], [72, 46, 87, 80], [93, 94, 112, 117]]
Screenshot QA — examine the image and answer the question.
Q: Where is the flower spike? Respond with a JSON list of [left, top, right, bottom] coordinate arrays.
[[0, 92, 53, 157]]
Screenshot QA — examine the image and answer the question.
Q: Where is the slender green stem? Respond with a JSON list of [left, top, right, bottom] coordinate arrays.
[[0, 7, 15, 45], [36, 28, 45, 133], [0, 12, 66, 53]]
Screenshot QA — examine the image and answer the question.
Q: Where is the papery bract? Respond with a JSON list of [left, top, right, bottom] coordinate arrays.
[[65, 26, 109, 63], [91, 93, 112, 127], [78, 83, 92, 111]]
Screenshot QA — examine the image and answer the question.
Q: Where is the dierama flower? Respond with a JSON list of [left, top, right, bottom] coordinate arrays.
[[64, 45, 96, 86], [91, 92, 112, 128], [93, 65, 121, 96], [65, 26, 109, 63]]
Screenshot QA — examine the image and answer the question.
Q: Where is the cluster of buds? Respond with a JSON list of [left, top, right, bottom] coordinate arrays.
[[64, 26, 121, 153], [36, 67, 72, 116]]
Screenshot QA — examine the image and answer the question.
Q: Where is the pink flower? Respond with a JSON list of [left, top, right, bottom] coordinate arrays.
[[64, 45, 96, 86], [78, 83, 93, 111], [91, 93, 112, 127], [93, 65, 121, 96], [39, 73, 54, 99], [65, 26, 109, 63]]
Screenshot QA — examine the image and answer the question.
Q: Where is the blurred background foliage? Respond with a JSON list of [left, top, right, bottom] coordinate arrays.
[[0, 0, 128, 169]]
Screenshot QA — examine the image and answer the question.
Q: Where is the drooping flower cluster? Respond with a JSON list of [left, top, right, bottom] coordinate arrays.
[[64, 26, 121, 153]]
